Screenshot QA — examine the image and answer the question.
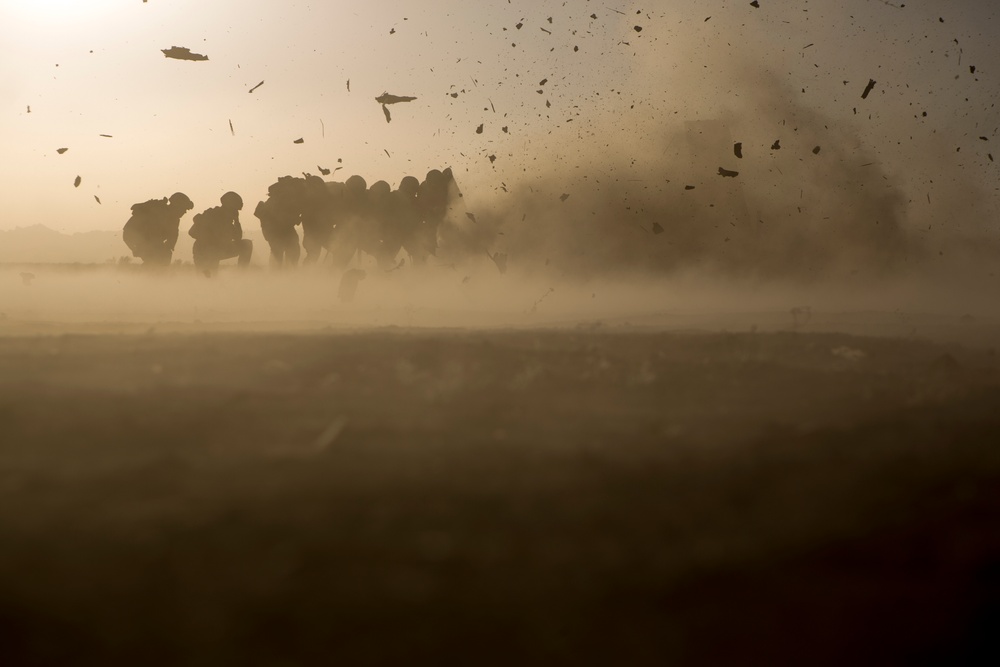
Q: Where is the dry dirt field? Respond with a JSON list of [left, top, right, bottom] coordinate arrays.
[[0, 269, 998, 665]]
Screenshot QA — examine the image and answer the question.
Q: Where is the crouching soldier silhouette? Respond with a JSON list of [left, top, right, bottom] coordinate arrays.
[[189, 191, 253, 277], [256, 175, 308, 269], [122, 192, 194, 266]]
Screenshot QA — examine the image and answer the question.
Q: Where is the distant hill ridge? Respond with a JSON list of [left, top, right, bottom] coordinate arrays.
[[0, 224, 264, 265]]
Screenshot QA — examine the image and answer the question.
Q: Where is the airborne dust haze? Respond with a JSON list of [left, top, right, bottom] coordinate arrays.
[[2, 1, 999, 335], [4, 5, 1000, 666]]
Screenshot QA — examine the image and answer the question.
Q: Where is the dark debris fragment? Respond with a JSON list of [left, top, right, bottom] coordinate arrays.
[[375, 92, 417, 105], [861, 79, 877, 99], [734, 142, 743, 159], [718, 167, 739, 178], [161, 46, 208, 61]]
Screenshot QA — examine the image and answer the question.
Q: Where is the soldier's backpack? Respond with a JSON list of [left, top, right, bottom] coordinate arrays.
[[130, 198, 169, 218]]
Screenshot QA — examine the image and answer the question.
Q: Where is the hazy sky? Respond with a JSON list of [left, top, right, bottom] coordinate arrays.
[[1, 0, 998, 234]]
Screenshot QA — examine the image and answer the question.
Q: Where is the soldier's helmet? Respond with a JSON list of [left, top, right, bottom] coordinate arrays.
[[304, 173, 326, 189], [398, 176, 419, 194], [345, 175, 367, 195], [326, 181, 345, 198], [220, 191, 244, 211], [169, 192, 194, 210]]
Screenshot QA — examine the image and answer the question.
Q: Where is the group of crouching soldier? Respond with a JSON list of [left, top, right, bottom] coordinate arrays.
[[122, 169, 463, 277]]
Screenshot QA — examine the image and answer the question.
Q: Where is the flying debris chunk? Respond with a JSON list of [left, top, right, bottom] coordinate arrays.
[[861, 79, 877, 99], [466, 212, 477, 223], [488, 154, 497, 163], [346, 79, 350, 92], [249, 81, 264, 93], [734, 142, 743, 158], [751, 1, 760, 7], [488, 251, 508, 275], [309, 416, 349, 454], [684, 185, 695, 190], [94, 195, 101, 204], [338, 269, 366, 303], [559, 193, 570, 202], [652, 222, 664, 234], [970, 65, 976, 74], [56, 148, 68, 154], [161, 46, 208, 61], [99, 134, 112, 138], [718, 167, 739, 178], [812, 145, 821, 154], [476, 123, 484, 134], [634, 26, 642, 32], [228, 119, 234, 135], [318, 165, 331, 176], [375, 93, 417, 105], [73, 175, 82, 187], [293, 138, 304, 144], [382, 104, 392, 123], [771, 140, 781, 150]]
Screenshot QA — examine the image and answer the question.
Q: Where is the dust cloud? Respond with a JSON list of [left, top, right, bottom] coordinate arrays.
[[4, 40, 1000, 339], [465, 66, 989, 288]]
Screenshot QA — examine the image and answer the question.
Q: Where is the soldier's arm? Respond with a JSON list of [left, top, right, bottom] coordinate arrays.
[[166, 221, 179, 250], [233, 215, 243, 241]]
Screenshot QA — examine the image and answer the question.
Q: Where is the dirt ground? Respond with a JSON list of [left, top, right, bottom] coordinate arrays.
[[0, 317, 998, 665], [0, 328, 1000, 665]]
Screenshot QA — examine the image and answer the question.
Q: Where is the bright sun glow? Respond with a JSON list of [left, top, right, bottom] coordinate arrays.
[[9, 0, 123, 23]]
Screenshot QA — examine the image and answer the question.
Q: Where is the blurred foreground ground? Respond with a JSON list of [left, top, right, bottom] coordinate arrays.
[[0, 267, 998, 665]]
